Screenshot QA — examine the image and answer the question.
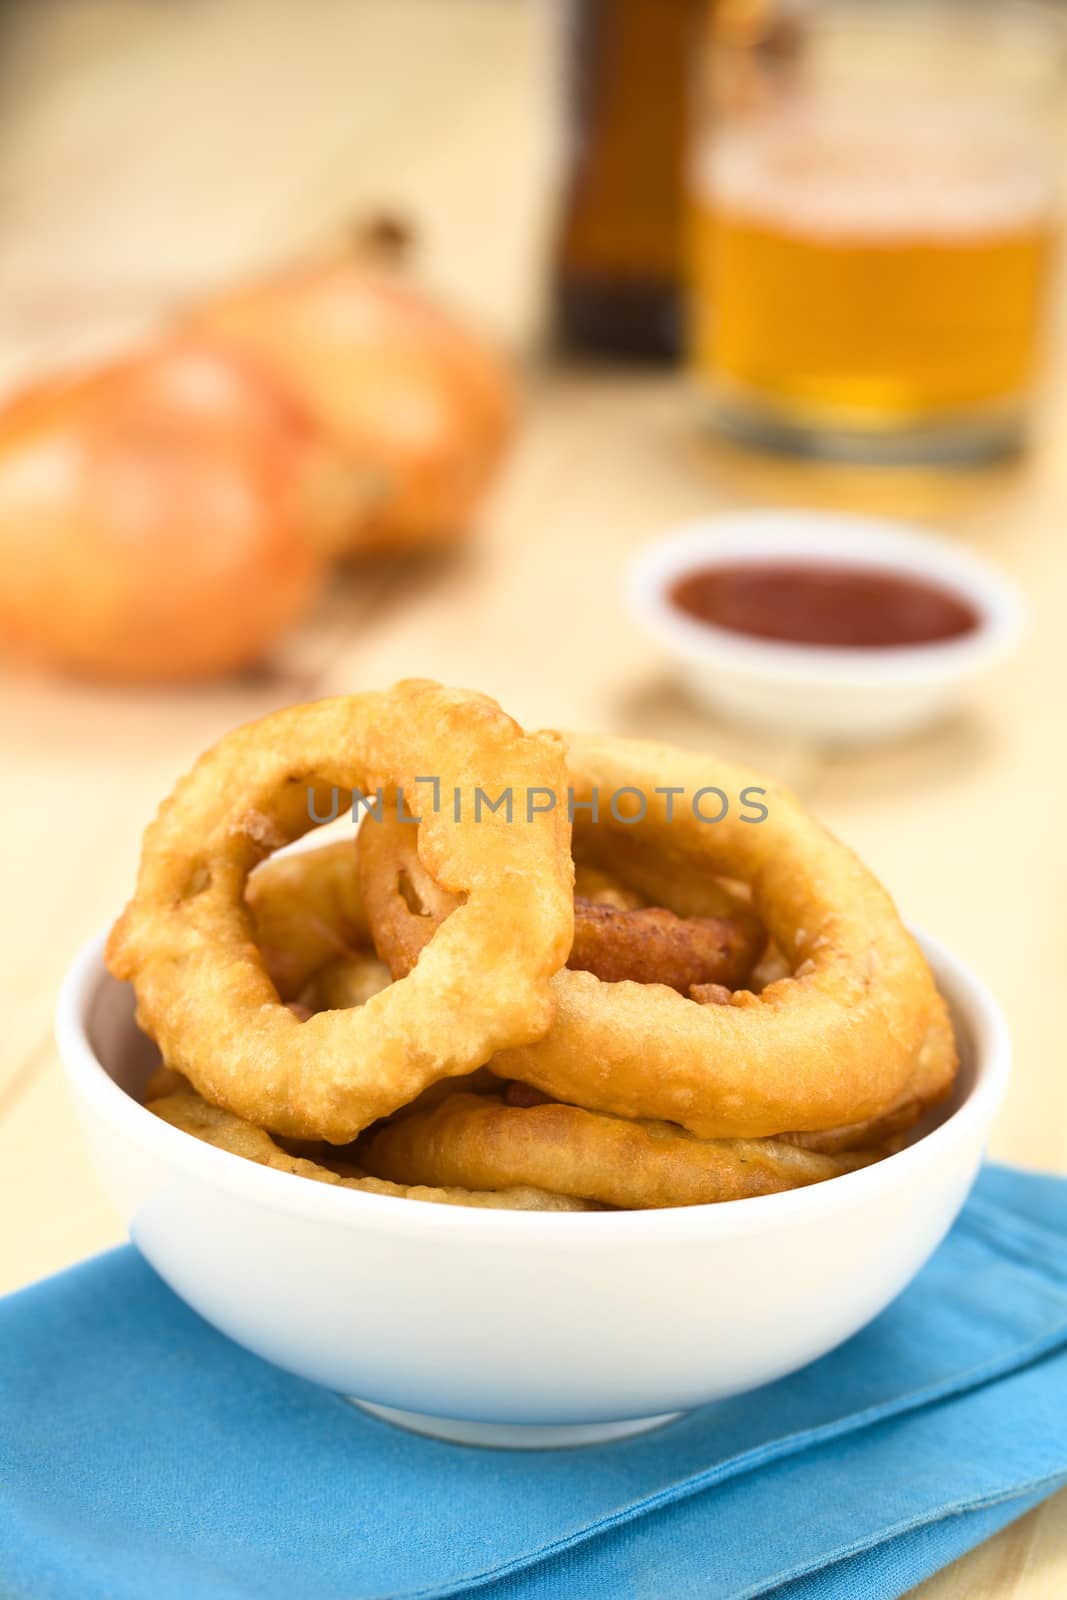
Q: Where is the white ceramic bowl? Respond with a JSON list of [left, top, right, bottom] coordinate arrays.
[[58, 929, 1008, 1449], [626, 511, 1026, 741]]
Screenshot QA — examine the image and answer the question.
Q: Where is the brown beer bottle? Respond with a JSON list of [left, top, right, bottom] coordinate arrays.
[[553, 0, 695, 361]]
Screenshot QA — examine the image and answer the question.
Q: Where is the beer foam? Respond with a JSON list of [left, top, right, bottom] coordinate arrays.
[[698, 118, 1053, 241]]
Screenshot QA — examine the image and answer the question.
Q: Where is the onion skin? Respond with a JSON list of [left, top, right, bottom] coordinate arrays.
[[0, 340, 335, 682], [195, 261, 516, 554]]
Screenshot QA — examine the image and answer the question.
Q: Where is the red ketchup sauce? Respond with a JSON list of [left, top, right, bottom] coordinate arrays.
[[668, 561, 980, 650]]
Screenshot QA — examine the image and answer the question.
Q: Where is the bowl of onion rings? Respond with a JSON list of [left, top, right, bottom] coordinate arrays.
[[56, 682, 1011, 1448]]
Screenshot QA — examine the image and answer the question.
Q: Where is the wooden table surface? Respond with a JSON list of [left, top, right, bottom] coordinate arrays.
[[1, 3, 1064, 1594]]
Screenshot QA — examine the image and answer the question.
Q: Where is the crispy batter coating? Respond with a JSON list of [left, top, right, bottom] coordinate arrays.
[[300, 952, 391, 1013], [689, 982, 733, 1006], [571, 864, 644, 911], [356, 731, 956, 1139], [244, 841, 924, 1160], [357, 799, 460, 979], [568, 897, 758, 991], [107, 681, 575, 1142], [122, 698, 956, 1208], [148, 1079, 597, 1210], [246, 838, 369, 1000], [245, 839, 391, 1012], [358, 1092, 879, 1209], [489, 733, 957, 1138], [358, 804, 762, 993], [780, 990, 958, 1151]]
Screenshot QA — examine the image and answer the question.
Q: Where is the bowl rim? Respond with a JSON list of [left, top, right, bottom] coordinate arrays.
[[57, 925, 1010, 1243], [625, 510, 1027, 687]]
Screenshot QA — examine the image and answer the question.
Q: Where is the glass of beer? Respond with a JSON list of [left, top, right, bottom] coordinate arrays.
[[689, 0, 1064, 462]]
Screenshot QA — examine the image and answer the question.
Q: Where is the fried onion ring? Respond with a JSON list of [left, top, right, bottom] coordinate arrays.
[[358, 803, 763, 993], [357, 733, 955, 1138], [148, 1079, 596, 1210], [358, 1091, 878, 1209], [107, 681, 574, 1142], [245, 836, 947, 1158], [486, 733, 956, 1138]]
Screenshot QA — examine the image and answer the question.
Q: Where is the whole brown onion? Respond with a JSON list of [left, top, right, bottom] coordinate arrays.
[[195, 258, 516, 554], [0, 340, 343, 682]]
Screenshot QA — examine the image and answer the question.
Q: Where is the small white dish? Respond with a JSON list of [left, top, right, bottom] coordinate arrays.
[[626, 511, 1026, 741], [57, 928, 1008, 1449]]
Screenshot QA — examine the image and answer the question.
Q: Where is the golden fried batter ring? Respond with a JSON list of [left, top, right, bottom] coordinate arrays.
[[148, 1079, 596, 1210], [107, 681, 574, 1142], [358, 1091, 878, 1209], [487, 734, 957, 1139], [243, 832, 945, 1160], [778, 989, 957, 1151], [358, 804, 763, 994], [358, 732, 956, 1139]]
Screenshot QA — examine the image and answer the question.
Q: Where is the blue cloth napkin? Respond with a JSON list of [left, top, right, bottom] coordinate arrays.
[[2, 1162, 1066, 1600]]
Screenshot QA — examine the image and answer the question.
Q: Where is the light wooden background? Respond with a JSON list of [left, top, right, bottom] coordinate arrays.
[[0, 2, 1064, 1593]]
